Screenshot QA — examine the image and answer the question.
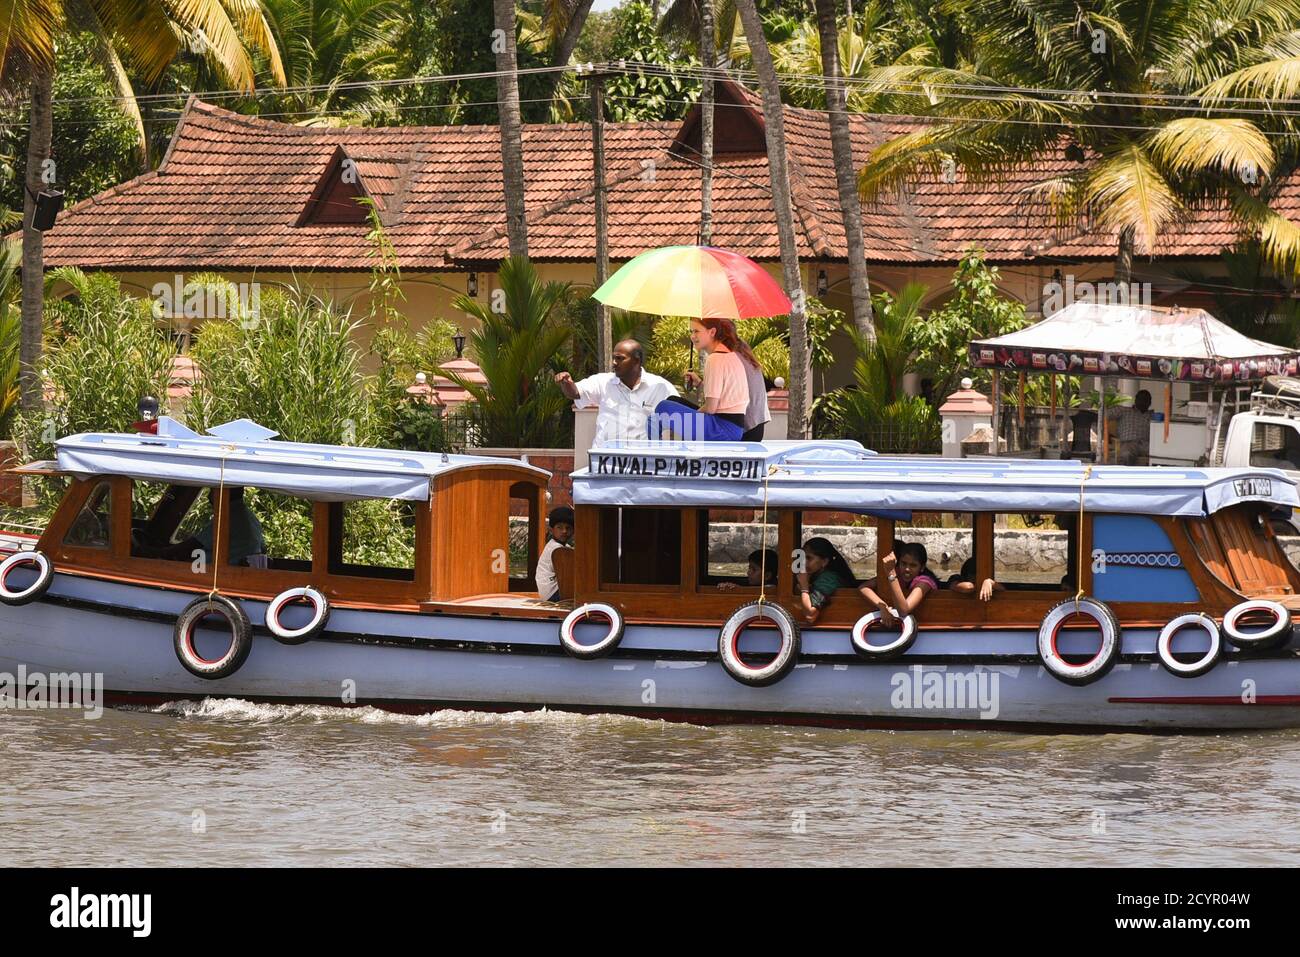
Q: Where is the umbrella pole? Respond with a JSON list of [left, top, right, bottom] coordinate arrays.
[[1100, 377, 1108, 463], [1018, 371, 1026, 429], [1164, 383, 1171, 444]]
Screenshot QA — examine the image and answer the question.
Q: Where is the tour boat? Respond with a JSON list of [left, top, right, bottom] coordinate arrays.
[[2, 415, 1300, 732]]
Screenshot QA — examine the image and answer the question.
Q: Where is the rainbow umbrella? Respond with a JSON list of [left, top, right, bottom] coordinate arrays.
[[592, 245, 792, 319]]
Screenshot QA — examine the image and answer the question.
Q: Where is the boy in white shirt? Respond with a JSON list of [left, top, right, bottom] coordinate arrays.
[[535, 506, 574, 602]]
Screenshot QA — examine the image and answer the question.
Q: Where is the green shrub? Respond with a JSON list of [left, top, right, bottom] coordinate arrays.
[[16, 268, 173, 462]]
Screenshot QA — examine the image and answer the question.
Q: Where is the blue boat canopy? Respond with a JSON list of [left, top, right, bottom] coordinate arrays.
[[54, 418, 550, 502], [571, 440, 1300, 517]]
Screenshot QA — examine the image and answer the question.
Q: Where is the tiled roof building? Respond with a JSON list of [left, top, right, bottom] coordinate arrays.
[[43, 80, 1280, 274]]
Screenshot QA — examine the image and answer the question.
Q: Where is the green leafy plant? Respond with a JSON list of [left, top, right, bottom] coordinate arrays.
[[817, 282, 940, 453], [912, 249, 1029, 402], [16, 268, 174, 463], [186, 282, 373, 446], [449, 256, 574, 449]]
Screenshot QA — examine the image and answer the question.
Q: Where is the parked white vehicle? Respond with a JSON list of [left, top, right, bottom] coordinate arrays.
[[1220, 377, 1300, 530]]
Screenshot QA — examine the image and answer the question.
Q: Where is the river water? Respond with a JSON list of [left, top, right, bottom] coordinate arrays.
[[3, 700, 1299, 867]]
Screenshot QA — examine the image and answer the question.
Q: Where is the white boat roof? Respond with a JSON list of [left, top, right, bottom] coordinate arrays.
[[54, 418, 549, 502], [571, 440, 1300, 517]]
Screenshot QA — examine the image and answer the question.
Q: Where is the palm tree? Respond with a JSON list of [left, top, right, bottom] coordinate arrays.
[[857, 0, 1300, 286], [657, 0, 741, 244], [449, 256, 573, 448], [822, 283, 939, 452], [814, 0, 873, 339], [495, 0, 528, 258], [698, 0, 714, 245], [735, 0, 811, 437], [5, 0, 283, 410], [253, 0, 395, 123], [730, 2, 930, 109], [659, 0, 739, 59]]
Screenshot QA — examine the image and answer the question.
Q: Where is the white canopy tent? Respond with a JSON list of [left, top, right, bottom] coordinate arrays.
[[969, 303, 1300, 463], [971, 302, 1300, 380]]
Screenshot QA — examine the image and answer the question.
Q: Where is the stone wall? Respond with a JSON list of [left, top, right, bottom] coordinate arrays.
[[510, 517, 1300, 582]]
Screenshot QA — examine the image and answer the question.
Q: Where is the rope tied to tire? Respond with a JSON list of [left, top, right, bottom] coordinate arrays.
[[757, 464, 781, 609], [207, 444, 237, 606], [1075, 463, 1093, 612]]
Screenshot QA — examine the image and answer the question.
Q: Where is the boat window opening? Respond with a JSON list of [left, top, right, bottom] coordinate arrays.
[[63, 480, 112, 549], [129, 481, 205, 561], [1249, 421, 1300, 471], [994, 513, 1074, 591], [507, 483, 536, 590], [326, 500, 416, 582], [797, 510, 879, 582], [231, 487, 311, 570], [696, 508, 780, 590], [891, 512, 971, 590], [598, 506, 680, 586]]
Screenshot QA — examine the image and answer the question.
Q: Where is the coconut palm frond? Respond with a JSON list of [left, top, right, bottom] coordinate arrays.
[[1021, 170, 1089, 226], [1231, 185, 1300, 278], [0, 0, 61, 85], [1168, 0, 1300, 88], [1199, 53, 1300, 105], [1148, 117, 1275, 182], [159, 0, 257, 90], [1084, 143, 1183, 251], [219, 0, 286, 84], [859, 114, 1064, 203]]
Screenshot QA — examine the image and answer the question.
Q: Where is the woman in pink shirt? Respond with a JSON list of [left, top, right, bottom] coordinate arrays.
[[650, 318, 755, 442]]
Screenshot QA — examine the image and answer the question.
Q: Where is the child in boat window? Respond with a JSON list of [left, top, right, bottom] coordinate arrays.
[[718, 548, 779, 591], [796, 537, 856, 623], [534, 506, 574, 602], [951, 557, 1003, 602], [859, 542, 938, 624]]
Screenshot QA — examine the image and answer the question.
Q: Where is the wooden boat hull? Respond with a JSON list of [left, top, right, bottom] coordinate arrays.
[[2, 572, 1299, 732]]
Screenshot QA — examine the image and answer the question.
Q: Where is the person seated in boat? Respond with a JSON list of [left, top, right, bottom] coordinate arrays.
[[135, 487, 266, 566], [193, 487, 267, 567], [859, 543, 938, 624], [650, 318, 752, 442], [950, 557, 1003, 602], [717, 548, 779, 591], [534, 506, 574, 602], [795, 537, 856, 624]]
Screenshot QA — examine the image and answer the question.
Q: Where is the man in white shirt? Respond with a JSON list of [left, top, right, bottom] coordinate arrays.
[[555, 339, 678, 445]]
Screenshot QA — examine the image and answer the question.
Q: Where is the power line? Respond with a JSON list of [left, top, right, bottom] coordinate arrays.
[[34, 56, 1300, 122]]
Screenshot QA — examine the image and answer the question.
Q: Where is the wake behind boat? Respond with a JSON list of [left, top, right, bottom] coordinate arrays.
[[2, 414, 1300, 732]]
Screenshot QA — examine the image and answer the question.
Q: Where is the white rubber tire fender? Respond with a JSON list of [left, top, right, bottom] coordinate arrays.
[[1222, 599, 1292, 651], [850, 609, 917, 660], [0, 550, 53, 606], [265, 586, 330, 645], [718, 601, 801, 688], [1038, 597, 1122, 686], [559, 602, 625, 659], [174, 595, 253, 680], [1156, 613, 1222, 678]]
